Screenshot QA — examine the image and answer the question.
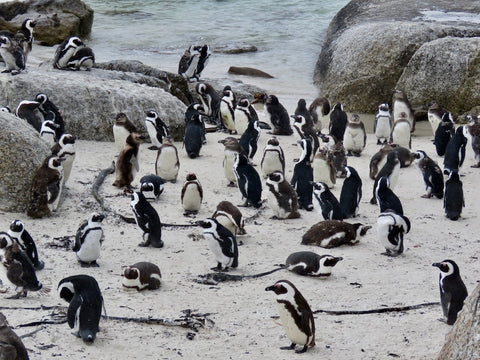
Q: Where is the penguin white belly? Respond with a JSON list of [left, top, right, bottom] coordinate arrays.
[[57, 47, 77, 68], [220, 102, 236, 132], [146, 122, 161, 148], [392, 123, 411, 148], [375, 118, 391, 139], [182, 185, 202, 211], [49, 170, 64, 212], [388, 164, 401, 190], [76, 230, 102, 262], [156, 148, 179, 181], [320, 232, 346, 247], [393, 103, 412, 125], [261, 152, 282, 178], [428, 114, 441, 135], [223, 151, 237, 183], [113, 126, 130, 153], [205, 233, 232, 267], [277, 303, 309, 345], [122, 277, 147, 290], [344, 129, 364, 152], [214, 214, 236, 236], [62, 154, 75, 183], [377, 216, 394, 251], [234, 111, 249, 135], [312, 198, 328, 220], [313, 160, 334, 188], [267, 189, 288, 219]]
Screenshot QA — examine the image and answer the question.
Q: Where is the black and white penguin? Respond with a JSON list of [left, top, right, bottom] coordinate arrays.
[[339, 166, 362, 219], [434, 112, 455, 157], [178, 45, 200, 81], [432, 259, 468, 325], [0, 105, 11, 113], [370, 150, 400, 205], [113, 112, 138, 153], [377, 210, 410, 257], [197, 218, 238, 271], [7, 219, 44, 270], [112, 132, 142, 190], [444, 126, 468, 175], [219, 85, 236, 133], [234, 98, 259, 135], [130, 191, 163, 248], [465, 121, 480, 168], [233, 152, 263, 208], [39, 120, 58, 145], [195, 82, 221, 124], [35, 93, 65, 139], [184, 113, 204, 158], [392, 89, 415, 132], [156, 136, 180, 183], [329, 103, 348, 143], [261, 136, 285, 178], [427, 100, 448, 136], [301, 220, 372, 248], [51, 133, 76, 184], [0, 35, 25, 74], [73, 212, 104, 267], [265, 95, 293, 136], [212, 201, 246, 237], [57, 275, 103, 343], [193, 44, 211, 80], [285, 252, 343, 277], [293, 99, 313, 127], [65, 44, 95, 71], [343, 113, 366, 156], [144, 110, 169, 150], [308, 96, 330, 132], [139, 174, 165, 201], [414, 150, 444, 199], [312, 181, 343, 220], [291, 138, 314, 211], [0, 232, 43, 299], [239, 117, 261, 162], [181, 173, 203, 216], [16, 18, 35, 60], [374, 103, 392, 145], [53, 36, 84, 70], [444, 171, 464, 221], [15, 99, 43, 132], [291, 114, 319, 162], [0, 312, 30, 360], [218, 136, 243, 186], [265, 279, 315, 353], [391, 112, 412, 149], [369, 144, 416, 180], [122, 262, 161, 291], [313, 147, 337, 188], [266, 170, 300, 219], [375, 176, 403, 215]]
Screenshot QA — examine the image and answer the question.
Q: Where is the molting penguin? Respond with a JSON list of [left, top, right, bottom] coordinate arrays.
[[73, 212, 104, 267], [113, 112, 138, 154], [291, 114, 319, 162], [17, 18, 35, 60], [427, 100, 448, 136], [122, 262, 161, 291], [233, 152, 263, 208], [377, 210, 410, 257], [234, 98, 258, 135], [15, 99, 43, 132], [184, 113, 204, 158], [139, 174, 165, 201], [301, 220, 371, 248], [265, 95, 293, 136], [369, 144, 416, 180], [212, 201, 246, 237], [392, 89, 415, 132], [197, 218, 238, 271], [195, 82, 221, 124], [144, 110, 169, 150], [434, 112, 455, 157], [35, 93, 65, 139], [261, 136, 285, 178], [7, 220, 44, 270], [0, 312, 30, 360], [112, 132, 142, 190], [265, 170, 300, 219], [413, 150, 444, 199], [181, 173, 203, 216], [329, 103, 348, 143], [39, 120, 58, 145], [465, 121, 480, 168], [53, 36, 84, 70], [312, 181, 343, 220], [0, 35, 25, 74], [444, 171, 464, 221], [265, 280, 315, 353], [291, 138, 314, 211], [51, 133, 76, 184], [432, 259, 468, 325], [178, 45, 202, 81], [391, 112, 412, 149], [130, 192, 163, 248], [443, 126, 467, 175], [219, 85, 236, 132], [375, 176, 403, 215], [285, 252, 343, 277], [218, 136, 242, 186], [343, 113, 366, 156], [57, 275, 103, 343], [239, 117, 261, 162], [308, 96, 330, 132], [370, 150, 400, 205], [155, 136, 180, 183], [293, 99, 313, 126], [374, 103, 392, 145], [339, 166, 362, 218]]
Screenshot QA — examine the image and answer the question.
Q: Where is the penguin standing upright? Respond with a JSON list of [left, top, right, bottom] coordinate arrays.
[[374, 103, 392, 145], [219, 85, 236, 132], [312, 181, 343, 220], [432, 259, 468, 325], [313, 148, 336, 188], [184, 113, 204, 159], [51, 133, 76, 184], [35, 93, 65, 139], [130, 192, 163, 248], [308, 96, 330, 132], [444, 171, 464, 221], [329, 103, 348, 142], [233, 152, 263, 208], [112, 112, 138, 153], [181, 173, 203, 216], [195, 82, 221, 125], [392, 89, 415, 132], [73, 213, 104, 267], [265, 170, 300, 219], [0, 312, 30, 360], [39, 120, 58, 145], [343, 113, 366, 156], [261, 136, 285, 178], [265, 95, 293, 135], [434, 112, 455, 157], [156, 136, 180, 183], [239, 118, 260, 162], [375, 176, 404, 215], [377, 210, 411, 257], [197, 218, 238, 271], [212, 201, 246, 237], [293, 99, 314, 132], [427, 100, 447, 135], [443, 126, 468, 175], [17, 18, 35, 60], [234, 98, 258, 135], [113, 132, 142, 190], [370, 150, 400, 205], [178, 45, 200, 81], [291, 114, 319, 162], [144, 110, 169, 150], [57, 275, 103, 343], [414, 150, 444, 199], [0, 35, 25, 74], [218, 136, 243, 186], [391, 112, 412, 149], [285, 252, 343, 277], [339, 166, 362, 218], [193, 44, 211, 80], [7, 219, 44, 270], [465, 121, 480, 168], [291, 138, 314, 211], [265, 280, 315, 353], [139, 174, 165, 200]]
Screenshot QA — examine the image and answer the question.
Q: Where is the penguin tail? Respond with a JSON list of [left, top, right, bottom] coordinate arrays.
[[188, 152, 197, 159]]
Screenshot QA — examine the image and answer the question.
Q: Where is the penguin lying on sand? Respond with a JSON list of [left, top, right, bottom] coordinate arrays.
[[301, 220, 371, 248], [122, 262, 161, 291], [285, 252, 343, 277]]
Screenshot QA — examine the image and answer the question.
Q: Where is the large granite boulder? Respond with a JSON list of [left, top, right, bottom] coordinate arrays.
[[314, 0, 480, 115], [0, 0, 94, 45]]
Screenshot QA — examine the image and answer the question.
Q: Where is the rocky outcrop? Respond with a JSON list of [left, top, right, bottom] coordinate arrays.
[[0, 0, 94, 45], [314, 0, 480, 115]]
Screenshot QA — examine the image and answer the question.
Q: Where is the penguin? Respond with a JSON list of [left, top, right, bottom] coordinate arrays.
[[285, 252, 343, 277], [219, 85, 236, 132], [155, 135, 180, 182], [0, 105, 11, 113], [434, 112, 455, 157], [329, 103, 348, 143], [65, 44, 95, 71], [39, 120, 58, 145], [234, 98, 259, 135], [178, 44, 200, 81], [0, 232, 43, 299], [375, 176, 403, 215], [0, 312, 30, 360], [113, 112, 138, 154], [139, 174, 165, 201], [265, 170, 300, 219], [184, 113, 204, 158], [291, 114, 319, 162], [261, 136, 285, 178], [15, 99, 43, 132], [7, 219, 44, 271], [369, 145, 416, 180], [193, 44, 211, 80], [73, 213, 104, 267], [343, 113, 366, 156], [291, 138, 314, 211], [122, 262, 161, 291], [265, 95, 293, 135], [113, 132, 142, 190], [443, 126, 467, 175], [51, 133, 76, 184], [218, 136, 243, 186], [195, 82, 221, 124], [53, 36, 84, 69], [265, 279, 315, 353], [35, 93, 65, 139], [339, 166, 362, 218], [197, 218, 238, 271], [432, 259, 468, 325], [308, 96, 330, 132], [26, 155, 63, 218], [16, 18, 35, 60], [313, 148, 336, 188], [301, 220, 372, 248], [130, 191, 163, 248], [293, 99, 313, 127], [374, 103, 392, 145], [465, 121, 480, 168], [0, 35, 25, 74], [413, 150, 444, 199], [181, 173, 203, 216], [370, 150, 400, 205], [144, 110, 169, 150], [239, 118, 260, 162], [57, 275, 103, 343], [377, 210, 411, 257], [331, 141, 348, 178], [312, 181, 343, 220], [392, 89, 415, 132], [444, 171, 464, 221], [427, 100, 448, 136], [391, 112, 412, 149], [233, 152, 263, 208], [212, 201, 246, 237], [318, 132, 338, 152]]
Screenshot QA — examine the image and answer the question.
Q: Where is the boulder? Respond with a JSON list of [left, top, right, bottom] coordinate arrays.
[[314, 0, 480, 115], [0, 110, 50, 212], [0, 0, 94, 45]]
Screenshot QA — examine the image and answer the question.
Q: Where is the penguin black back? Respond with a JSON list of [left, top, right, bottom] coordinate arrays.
[[329, 103, 348, 142], [184, 113, 204, 158], [233, 152, 262, 208], [340, 166, 362, 218], [291, 138, 313, 211], [434, 112, 454, 157], [444, 171, 464, 220]]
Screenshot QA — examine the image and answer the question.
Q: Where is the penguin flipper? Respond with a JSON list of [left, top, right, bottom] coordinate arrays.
[[131, 154, 139, 173], [440, 290, 451, 319], [67, 293, 83, 329]]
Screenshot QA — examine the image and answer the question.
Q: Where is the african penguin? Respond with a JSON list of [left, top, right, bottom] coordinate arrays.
[[370, 150, 400, 205], [155, 136, 180, 183], [233, 152, 263, 208], [239, 118, 260, 162], [73, 212, 105, 267], [212, 201, 246, 237], [265, 170, 300, 219], [312, 181, 343, 220], [122, 262, 161, 291], [291, 114, 319, 162], [181, 173, 203, 216], [329, 103, 348, 143], [219, 85, 236, 132], [444, 171, 464, 221], [0, 35, 25, 74], [35, 93, 65, 139], [112, 132, 142, 190], [339, 166, 362, 218], [369, 144, 416, 180], [178, 45, 200, 81], [130, 191, 163, 248], [218, 136, 242, 186], [17, 18, 35, 60], [261, 136, 285, 178], [195, 82, 221, 125], [53, 36, 84, 69], [374, 103, 392, 145], [413, 150, 444, 199], [308, 96, 330, 132], [465, 121, 480, 168], [15, 99, 43, 132], [0, 312, 30, 360], [144, 110, 169, 150], [192, 44, 211, 80], [285, 252, 343, 277], [443, 126, 467, 175], [391, 112, 412, 149], [112, 112, 138, 154], [184, 113, 204, 158], [139, 174, 165, 200], [427, 100, 448, 136], [39, 120, 58, 145], [291, 138, 314, 211], [7, 219, 44, 270], [377, 210, 410, 257], [392, 89, 415, 132], [234, 98, 258, 135], [51, 133, 76, 184], [375, 176, 404, 215], [301, 220, 371, 248], [313, 147, 336, 188], [265, 95, 293, 136], [434, 112, 455, 157], [65, 44, 95, 71], [343, 113, 366, 156], [293, 99, 313, 127]]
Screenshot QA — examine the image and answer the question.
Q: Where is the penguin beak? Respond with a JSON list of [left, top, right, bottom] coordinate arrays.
[[265, 285, 275, 292], [432, 263, 440, 268], [196, 220, 207, 228]]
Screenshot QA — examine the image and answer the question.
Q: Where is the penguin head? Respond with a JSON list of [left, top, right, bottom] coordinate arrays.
[[145, 110, 159, 122], [140, 182, 154, 193], [126, 132, 144, 146], [414, 150, 426, 160], [321, 255, 343, 268], [377, 176, 390, 189], [266, 136, 279, 146], [447, 170, 460, 181], [291, 114, 306, 127], [266, 95, 279, 105], [0, 106, 11, 113], [131, 191, 146, 206], [115, 112, 129, 126], [251, 92, 267, 105], [237, 98, 250, 109], [378, 103, 389, 112], [47, 155, 64, 171], [66, 36, 84, 50], [441, 112, 454, 123], [57, 281, 75, 303], [185, 173, 198, 182], [195, 83, 207, 95], [350, 114, 360, 123], [123, 266, 140, 280], [296, 98, 307, 110], [89, 212, 105, 224], [24, 18, 36, 31], [267, 170, 284, 184], [59, 133, 76, 147], [432, 260, 459, 277], [0, 35, 12, 48], [398, 112, 408, 120], [0, 232, 14, 249], [35, 93, 48, 104], [265, 279, 297, 297], [9, 219, 24, 233], [218, 136, 239, 150], [333, 103, 343, 112], [197, 218, 217, 230], [312, 181, 327, 194]]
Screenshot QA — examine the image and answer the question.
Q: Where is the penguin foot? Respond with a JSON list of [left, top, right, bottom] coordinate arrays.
[[7, 292, 26, 299], [347, 151, 353, 156], [79, 261, 99, 267], [421, 194, 433, 198], [227, 182, 236, 188], [381, 251, 401, 257], [295, 345, 308, 354], [270, 215, 280, 220], [183, 211, 199, 217], [138, 241, 150, 247], [151, 241, 164, 248], [280, 343, 296, 351]]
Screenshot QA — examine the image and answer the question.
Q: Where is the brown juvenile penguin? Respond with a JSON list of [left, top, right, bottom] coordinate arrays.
[[265, 170, 300, 219], [113, 132, 142, 190], [113, 112, 138, 153], [291, 114, 319, 162], [0, 312, 30, 359], [301, 220, 371, 248], [122, 262, 161, 291], [212, 200, 246, 236], [392, 89, 415, 133]]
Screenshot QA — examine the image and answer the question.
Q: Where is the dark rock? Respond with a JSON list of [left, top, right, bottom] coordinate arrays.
[[228, 66, 274, 78], [214, 43, 258, 54]]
